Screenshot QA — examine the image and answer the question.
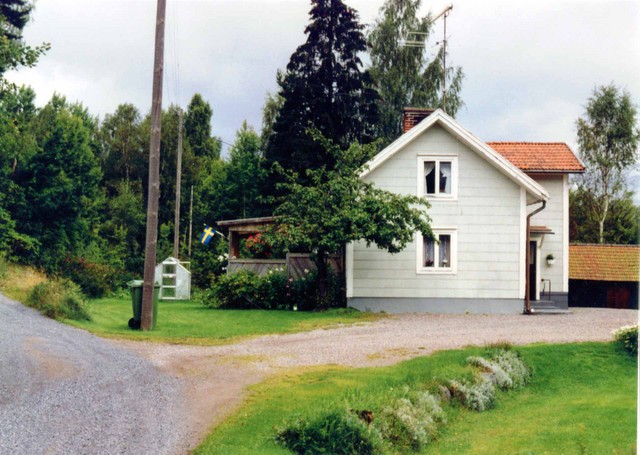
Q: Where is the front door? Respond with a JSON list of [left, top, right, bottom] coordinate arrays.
[[529, 241, 537, 301]]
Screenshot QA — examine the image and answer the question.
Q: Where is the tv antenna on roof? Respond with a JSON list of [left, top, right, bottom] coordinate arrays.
[[401, 4, 453, 113]]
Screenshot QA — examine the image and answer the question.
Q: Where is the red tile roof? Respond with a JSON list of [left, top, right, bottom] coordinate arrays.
[[570, 244, 640, 282], [488, 142, 585, 173]]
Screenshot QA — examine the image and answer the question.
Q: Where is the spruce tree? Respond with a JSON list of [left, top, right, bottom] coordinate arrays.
[[265, 0, 379, 177]]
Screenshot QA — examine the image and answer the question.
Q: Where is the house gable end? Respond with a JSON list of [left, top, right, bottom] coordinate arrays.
[[362, 109, 549, 201]]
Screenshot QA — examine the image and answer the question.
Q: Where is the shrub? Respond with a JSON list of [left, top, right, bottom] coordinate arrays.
[[60, 256, 118, 298], [448, 377, 496, 412], [26, 278, 91, 321], [613, 325, 638, 355], [375, 388, 445, 451], [275, 410, 381, 455], [467, 356, 513, 390], [491, 350, 531, 388], [200, 268, 343, 311]]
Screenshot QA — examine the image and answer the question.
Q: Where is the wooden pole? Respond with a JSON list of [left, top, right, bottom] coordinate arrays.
[[188, 185, 193, 257], [141, 0, 166, 331], [173, 108, 183, 259]]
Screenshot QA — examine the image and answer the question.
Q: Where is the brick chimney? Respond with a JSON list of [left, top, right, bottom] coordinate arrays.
[[403, 107, 435, 133]]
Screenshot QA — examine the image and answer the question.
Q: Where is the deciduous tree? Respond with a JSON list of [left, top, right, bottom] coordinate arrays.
[[576, 84, 639, 243], [267, 132, 432, 308]]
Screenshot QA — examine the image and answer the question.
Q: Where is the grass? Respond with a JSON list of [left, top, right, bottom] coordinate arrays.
[[66, 297, 384, 345], [194, 342, 637, 454], [0, 261, 47, 302]]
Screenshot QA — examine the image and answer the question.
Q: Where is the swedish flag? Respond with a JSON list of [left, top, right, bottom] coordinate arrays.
[[199, 226, 216, 246]]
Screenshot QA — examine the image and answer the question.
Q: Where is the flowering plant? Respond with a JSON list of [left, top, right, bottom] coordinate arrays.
[[244, 233, 272, 258]]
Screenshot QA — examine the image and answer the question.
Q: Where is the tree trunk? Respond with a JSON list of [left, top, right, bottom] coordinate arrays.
[[316, 248, 328, 311], [598, 195, 609, 244]]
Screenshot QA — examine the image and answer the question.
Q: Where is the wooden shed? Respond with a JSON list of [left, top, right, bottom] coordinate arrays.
[[569, 244, 639, 309]]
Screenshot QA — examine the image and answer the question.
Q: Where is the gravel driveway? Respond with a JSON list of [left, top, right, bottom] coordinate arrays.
[[2, 290, 636, 454], [0, 294, 192, 455]]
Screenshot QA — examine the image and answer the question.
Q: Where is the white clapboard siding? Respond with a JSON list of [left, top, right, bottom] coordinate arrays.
[[353, 124, 522, 300], [530, 175, 566, 293]]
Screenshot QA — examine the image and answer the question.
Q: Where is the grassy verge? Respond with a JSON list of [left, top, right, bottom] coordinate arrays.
[[66, 297, 384, 345], [0, 261, 47, 302], [195, 343, 637, 454]]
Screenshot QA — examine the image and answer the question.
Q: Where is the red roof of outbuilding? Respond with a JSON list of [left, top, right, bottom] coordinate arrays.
[[569, 244, 640, 282], [488, 142, 585, 173]]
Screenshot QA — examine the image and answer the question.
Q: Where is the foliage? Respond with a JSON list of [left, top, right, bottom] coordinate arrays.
[[276, 410, 381, 455], [200, 268, 342, 311], [368, 0, 464, 145], [612, 325, 638, 355], [267, 133, 432, 307], [264, 0, 379, 182], [99, 103, 146, 189], [570, 188, 639, 244], [26, 278, 91, 321], [450, 349, 531, 412], [184, 93, 221, 160], [376, 387, 445, 451], [575, 84, 640, 244], [11, 95, 103, 272], [0, 0, 50, 78], [220, 121, 267, 219], [60, 256, 122, 298]]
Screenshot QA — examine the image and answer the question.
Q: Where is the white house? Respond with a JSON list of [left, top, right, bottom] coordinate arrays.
[[346, 108, 584, 314]]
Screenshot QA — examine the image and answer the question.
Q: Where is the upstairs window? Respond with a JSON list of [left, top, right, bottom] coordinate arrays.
[[419, 156, 457, 199]]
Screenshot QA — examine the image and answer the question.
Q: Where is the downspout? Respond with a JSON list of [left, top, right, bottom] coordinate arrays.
[[525, 200, 546, 314]]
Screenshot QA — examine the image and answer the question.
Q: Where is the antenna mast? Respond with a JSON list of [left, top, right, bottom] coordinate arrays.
[[402, 4, 453, 112]]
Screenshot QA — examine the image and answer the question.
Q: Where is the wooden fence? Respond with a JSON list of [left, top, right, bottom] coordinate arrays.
[[227, 253, 343, 279]]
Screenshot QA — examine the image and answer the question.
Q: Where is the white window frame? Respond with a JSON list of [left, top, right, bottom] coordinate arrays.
[[416, 228, 458, 275], [417, 155, 458, 200]]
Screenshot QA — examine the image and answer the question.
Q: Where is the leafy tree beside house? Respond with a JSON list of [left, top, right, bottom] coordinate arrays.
[[574, 84, 639, 244], [266, 132, 433, 309], [264, 0, 379, 182]]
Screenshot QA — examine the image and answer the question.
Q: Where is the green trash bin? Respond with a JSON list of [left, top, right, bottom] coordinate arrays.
[[128, 280, 160, 330]]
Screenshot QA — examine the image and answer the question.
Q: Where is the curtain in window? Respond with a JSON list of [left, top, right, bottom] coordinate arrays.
[[440, 162, 452, 194], [424, 162, 435, 194], [439, 235, 451, 268], [424, 236, 435, 267]]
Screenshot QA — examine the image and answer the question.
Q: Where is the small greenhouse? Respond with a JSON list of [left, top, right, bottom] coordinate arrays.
[[155, 256, 191, 300]]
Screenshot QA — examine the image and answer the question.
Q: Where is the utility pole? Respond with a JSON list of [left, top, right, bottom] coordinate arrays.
[[141, 0, 166, 331], [173, 108, 183, 259], [188, 185, 193, 257]]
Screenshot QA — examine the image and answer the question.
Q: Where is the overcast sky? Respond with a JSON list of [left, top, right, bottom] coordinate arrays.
[[7, 0, 640, 155]]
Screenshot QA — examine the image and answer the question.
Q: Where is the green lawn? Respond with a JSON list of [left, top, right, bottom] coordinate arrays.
[[195, 343, 637, 454], [66, 297, 383, 345]]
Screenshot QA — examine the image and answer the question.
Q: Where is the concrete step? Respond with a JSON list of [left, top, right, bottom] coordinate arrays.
[[530, 307, 572, 315], [532, 299, 569, 310]]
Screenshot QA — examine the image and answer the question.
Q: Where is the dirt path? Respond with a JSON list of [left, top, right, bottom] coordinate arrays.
[[116, 307, 638, 453]]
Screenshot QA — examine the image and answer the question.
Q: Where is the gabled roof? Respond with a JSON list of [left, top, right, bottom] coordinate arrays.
[[570, 244, 640, 282], [487, 142, 585, 173], [361, 109, 549, 201]]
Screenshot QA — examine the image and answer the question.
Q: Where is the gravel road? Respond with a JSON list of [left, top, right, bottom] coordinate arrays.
[[0, 294, 192, 455], [2, 290, 637, 455]]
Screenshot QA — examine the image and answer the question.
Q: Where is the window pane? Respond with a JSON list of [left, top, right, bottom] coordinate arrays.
[[439, 161, 452, 194], [424, 237, 435, 267], [424, 161, 436, 194], [439, 235, 451, 268]]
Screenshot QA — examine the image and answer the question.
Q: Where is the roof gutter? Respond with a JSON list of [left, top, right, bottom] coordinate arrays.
[[525, 199, 547, 314]]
